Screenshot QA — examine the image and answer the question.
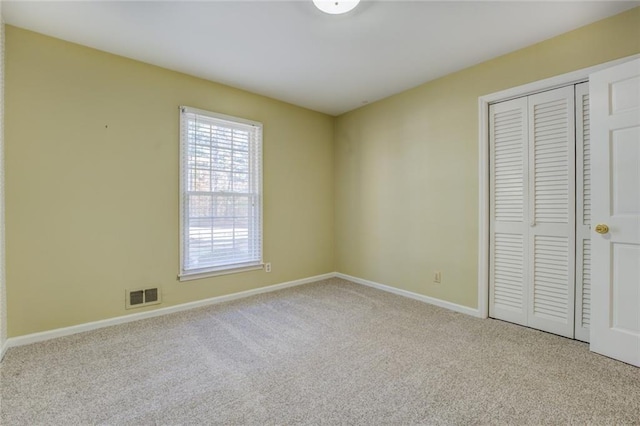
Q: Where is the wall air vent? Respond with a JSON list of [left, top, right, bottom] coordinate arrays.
[[144, 288, 158, 303], [125, 287, 162, 309], [129, 290, 144, 306]]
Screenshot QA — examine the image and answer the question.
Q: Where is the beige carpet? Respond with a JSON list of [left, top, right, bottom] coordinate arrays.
[[1, 277, 639, 425]]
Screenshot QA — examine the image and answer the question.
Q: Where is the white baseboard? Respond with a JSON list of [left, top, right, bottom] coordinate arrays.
[[336, 272, 481, 318], [3, 272, 335, 351], [1, 339, 8, 361]]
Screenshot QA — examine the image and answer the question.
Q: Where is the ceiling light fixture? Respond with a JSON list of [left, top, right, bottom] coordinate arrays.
[[313, 0, 361, 15]]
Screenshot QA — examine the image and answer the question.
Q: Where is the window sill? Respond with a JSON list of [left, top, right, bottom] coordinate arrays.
[[179, 263, 264, 282]]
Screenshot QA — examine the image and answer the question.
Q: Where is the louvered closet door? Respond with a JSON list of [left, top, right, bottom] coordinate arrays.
[[489, 98, 529, 326], [526, 86, 576, 338], [574, 82, 591, 343]]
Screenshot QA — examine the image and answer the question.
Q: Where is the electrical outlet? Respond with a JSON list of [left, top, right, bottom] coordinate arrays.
[[434, 271, 442, 283], [265, 262, 271, 273]]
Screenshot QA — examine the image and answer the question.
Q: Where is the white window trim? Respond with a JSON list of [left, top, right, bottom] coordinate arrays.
[[476, 54, 640, 318], [179, 263, 265, 281], [178, 106, 264, 281]]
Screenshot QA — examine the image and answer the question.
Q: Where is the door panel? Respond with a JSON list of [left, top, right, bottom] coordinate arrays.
[[611, 127, 640, 216], [527, 87, 576, 338], [490, 98, 528, 326], [612, 244, 640, 333]]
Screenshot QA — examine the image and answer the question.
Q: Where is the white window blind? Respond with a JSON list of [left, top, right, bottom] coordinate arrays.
[[179, 106, 263, 279]]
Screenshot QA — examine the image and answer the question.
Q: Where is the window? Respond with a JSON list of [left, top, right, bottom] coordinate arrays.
[[179, 106, 263, 280]]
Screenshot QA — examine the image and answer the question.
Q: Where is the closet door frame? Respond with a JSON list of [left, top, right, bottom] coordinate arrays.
[[477, 54, 640, 320]]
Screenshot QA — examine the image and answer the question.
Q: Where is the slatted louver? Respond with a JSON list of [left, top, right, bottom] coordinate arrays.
[[582, 93, 591, 226], [533, 235, 569, 321], [532, 98, 570, 224], [494, 109, 525, 222], [581, 239, 591, 327], [489, 98, 528, 326], [493, 233, 525, 311], [575, 82, 591, 342]]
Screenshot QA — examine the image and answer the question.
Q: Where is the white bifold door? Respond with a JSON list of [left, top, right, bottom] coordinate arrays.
[[490, 85, 582, 339]]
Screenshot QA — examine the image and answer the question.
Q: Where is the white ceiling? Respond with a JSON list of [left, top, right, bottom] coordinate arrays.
[[4, 1, 639, 115]]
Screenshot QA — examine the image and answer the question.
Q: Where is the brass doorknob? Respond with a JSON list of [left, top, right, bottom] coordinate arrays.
[[595, 224, 609, 234]]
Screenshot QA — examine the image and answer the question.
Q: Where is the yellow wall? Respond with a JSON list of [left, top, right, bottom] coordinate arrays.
[[5, 8, 640, 337], [334, 7, 640, 308], [5, 26, 335, 337]]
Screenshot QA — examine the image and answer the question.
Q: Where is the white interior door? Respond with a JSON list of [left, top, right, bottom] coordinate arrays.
[[590, 58, 640, 367]]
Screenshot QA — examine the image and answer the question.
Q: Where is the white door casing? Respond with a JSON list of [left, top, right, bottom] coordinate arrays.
[[589, 58, 640, 367]]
